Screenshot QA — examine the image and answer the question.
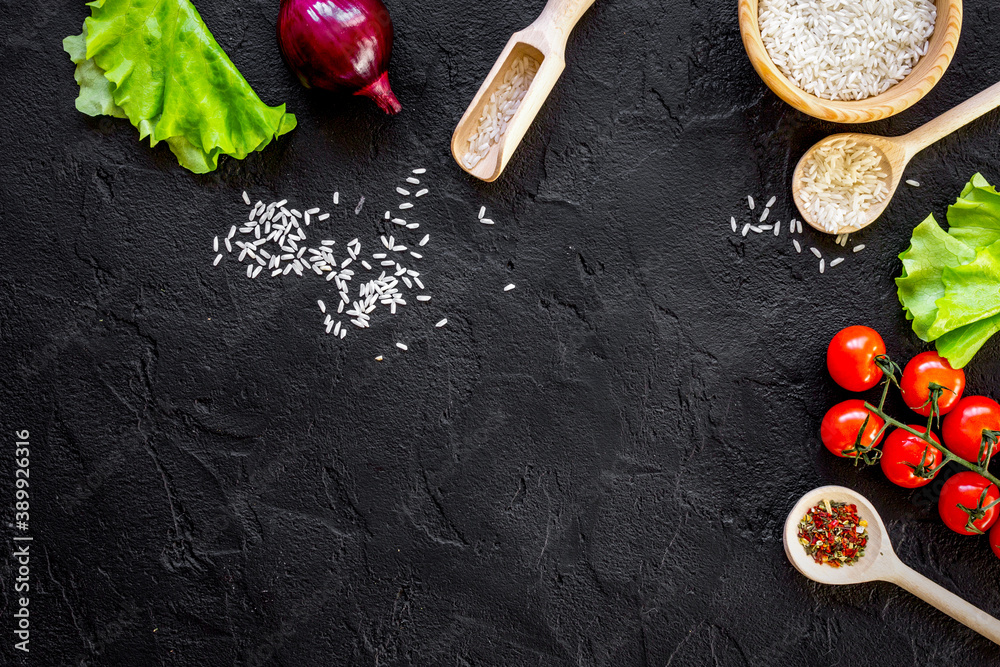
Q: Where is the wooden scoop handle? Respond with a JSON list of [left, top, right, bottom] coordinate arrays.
[[902, 80, 1000, 158], [533, 0, 596, 47], [888, 562, 1000, 645]]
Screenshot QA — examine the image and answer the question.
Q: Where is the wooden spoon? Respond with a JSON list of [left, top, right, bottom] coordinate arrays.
[[784, 485, 1000, 644], [450, 0, 596, 182], [793, 81, 1000, 235]]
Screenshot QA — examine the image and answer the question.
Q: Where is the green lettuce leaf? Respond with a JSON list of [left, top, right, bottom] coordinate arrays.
[[64, 0, 295, 173], [895, 213, 976, 340], [928, 240, 1000, 339], [897, 174, 1000, 368], [946, 174, 1000, 249], [935, 314, 1000, 369], [64, 29, 126, 118]]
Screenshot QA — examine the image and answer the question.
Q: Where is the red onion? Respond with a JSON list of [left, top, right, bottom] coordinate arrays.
[[277, 0, 401, 115]]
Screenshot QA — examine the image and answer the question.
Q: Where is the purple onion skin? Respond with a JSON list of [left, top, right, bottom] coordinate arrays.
[[277, 0, 401, 114]]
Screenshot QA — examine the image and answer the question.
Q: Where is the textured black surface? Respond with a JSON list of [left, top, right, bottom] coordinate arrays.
[[3, 0, 1000, 664]]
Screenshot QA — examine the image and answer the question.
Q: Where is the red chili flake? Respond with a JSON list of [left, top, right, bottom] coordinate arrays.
[[797, 499, 868, 567]]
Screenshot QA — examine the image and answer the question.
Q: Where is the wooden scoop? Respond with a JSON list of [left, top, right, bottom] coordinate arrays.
[[784, 485, 1000, 645], [793, 80, 1000, 235], [450, 0, 596, 182]]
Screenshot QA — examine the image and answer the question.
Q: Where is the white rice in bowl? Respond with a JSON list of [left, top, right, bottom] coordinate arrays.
[[758, 0, 936, 101]]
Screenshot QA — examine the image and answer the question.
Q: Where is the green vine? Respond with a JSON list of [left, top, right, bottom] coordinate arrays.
[[850, 355, 1000, 534]]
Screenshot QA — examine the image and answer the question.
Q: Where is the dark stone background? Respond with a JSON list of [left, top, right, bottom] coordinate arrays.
[[2, 0, 1000, 664]]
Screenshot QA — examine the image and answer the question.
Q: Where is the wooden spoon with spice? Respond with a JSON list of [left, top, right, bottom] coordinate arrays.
[[792, 80, 1000, 235], [784, 485, 1000, 645]]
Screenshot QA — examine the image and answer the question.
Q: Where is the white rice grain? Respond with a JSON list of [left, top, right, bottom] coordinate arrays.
[[758, 0, 936, 101], [798, 138, 889, 233], [462, 55, 539, 168]]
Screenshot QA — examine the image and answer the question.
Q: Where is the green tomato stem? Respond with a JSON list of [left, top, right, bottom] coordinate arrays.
[[862, 401, 1000, 489]]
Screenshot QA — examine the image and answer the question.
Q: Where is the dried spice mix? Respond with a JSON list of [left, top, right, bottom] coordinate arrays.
[[797, 500, 868, 567]]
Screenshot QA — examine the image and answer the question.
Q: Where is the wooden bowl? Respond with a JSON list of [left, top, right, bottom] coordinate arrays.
[[738, 0, 963, 123]]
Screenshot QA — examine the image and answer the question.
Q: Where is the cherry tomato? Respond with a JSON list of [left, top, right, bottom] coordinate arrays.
[[900, 351, 965, 417], [827, 326, 886, 392], [821, 399, 885, 458], [941, 396, 1000, 464], [938, 471, 1000, 535], [990, 522, 1000, 560], [879, 427, 942, 488]]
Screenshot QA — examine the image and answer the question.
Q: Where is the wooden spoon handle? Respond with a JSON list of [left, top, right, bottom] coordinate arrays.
[[533, 0, 596, 47], [902, 81, 1000, 157], [888, 562, 1000, 644]]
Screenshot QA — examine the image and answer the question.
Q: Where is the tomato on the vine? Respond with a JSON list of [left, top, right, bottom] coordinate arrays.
[[938, 471, 1000, 535], [991, 522, 1000, 560], [900, 351, 965, 417], [941, 396, 1000, 464], [880, 427, 942, 488], [821, 400, 885, 458], [827, 326, 886, 392]]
